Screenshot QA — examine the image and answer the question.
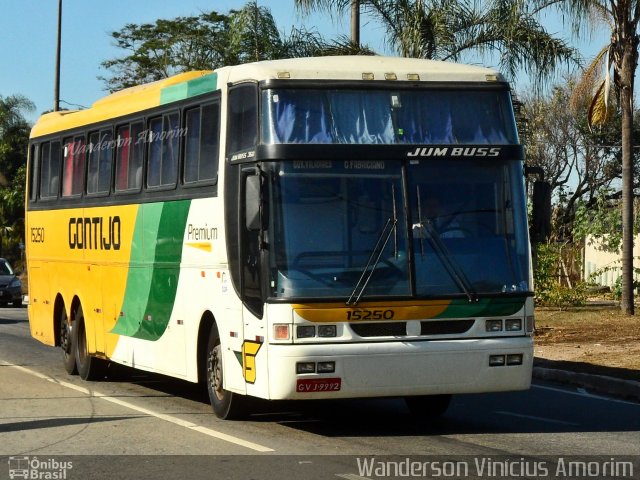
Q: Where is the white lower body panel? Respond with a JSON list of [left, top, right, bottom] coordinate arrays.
[[266, 337, 533, 400]]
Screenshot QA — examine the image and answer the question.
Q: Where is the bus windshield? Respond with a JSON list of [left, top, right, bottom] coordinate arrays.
[[261, 88, 518, 145], [267, 158, 529, 300]]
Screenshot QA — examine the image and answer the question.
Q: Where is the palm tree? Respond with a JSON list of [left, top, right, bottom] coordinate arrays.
[[549, 0, 639, 315], [0, 95, 33, 260], [294, 0, 578, 83]]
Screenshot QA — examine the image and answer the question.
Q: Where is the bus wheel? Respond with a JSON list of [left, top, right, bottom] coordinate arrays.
[[206, 325, 246, 420], [60, 307, 77, 375], [73, 304, 107, 381], [404, 394, 452, 418]]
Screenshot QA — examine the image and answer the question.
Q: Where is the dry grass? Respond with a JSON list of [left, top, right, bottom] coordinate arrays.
[[534, 306, 640, 373]]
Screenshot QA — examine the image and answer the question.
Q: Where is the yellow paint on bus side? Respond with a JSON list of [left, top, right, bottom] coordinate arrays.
[[27, 205, 139, 356]]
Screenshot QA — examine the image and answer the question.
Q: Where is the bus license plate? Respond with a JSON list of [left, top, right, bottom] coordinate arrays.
[[296, 378, 341, 393]]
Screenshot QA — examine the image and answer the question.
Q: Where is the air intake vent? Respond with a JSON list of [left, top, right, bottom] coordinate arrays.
[[351, 322, 406, 337], [420, 320, 475, 335]]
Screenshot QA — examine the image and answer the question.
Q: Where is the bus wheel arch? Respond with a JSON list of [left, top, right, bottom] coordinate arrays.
[[203, 318, 247, 420], [72, 301, 107, 381], [54, 295, 77, 375], [196, 311, 215, 385]]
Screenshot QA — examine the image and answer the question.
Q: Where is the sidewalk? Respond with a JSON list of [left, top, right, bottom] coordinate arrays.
[[533, 357, 640, 402]]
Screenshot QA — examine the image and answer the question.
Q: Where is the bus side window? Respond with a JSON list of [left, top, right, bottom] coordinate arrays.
[[184, 102, 220, 184], [115, 125, 131, 192], [40, 140, 61, 200], [28, 143, 38, 202], [147, 118, 162, 188], [87, 130, 113, 195], [115, 122, 144, 193], [227, 84, 257, 156], [62, 135, 85, 197], [147, 113, 179, 188], [130, 122, 144, 190], [162, 113, 179, 187]]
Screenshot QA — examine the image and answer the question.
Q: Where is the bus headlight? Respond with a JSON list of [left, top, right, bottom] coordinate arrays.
[[505, 319, 522, 331], [486, 320, 503, 332], [296, 325, 315, 339], [317, 325, 337, 337]]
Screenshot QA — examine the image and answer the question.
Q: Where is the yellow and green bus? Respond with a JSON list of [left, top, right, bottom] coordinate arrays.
[[27, 56, 535, 419]]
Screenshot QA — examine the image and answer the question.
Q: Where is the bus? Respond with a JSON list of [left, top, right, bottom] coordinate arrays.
[[26, 56, 536, 419]]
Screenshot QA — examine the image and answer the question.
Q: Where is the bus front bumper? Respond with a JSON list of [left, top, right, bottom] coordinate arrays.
[[265, 337, 533, 400]]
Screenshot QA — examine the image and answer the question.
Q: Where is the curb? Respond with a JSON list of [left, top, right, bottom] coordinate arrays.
[[533, 366, 640, 402]]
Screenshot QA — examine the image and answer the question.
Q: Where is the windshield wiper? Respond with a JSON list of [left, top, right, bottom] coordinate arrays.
[[346, 217, 397, 306], [421, 220, 477, 302], [413, 185, 476, 302]]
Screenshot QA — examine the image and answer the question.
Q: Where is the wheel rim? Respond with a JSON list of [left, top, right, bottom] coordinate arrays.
[[77, 316, 87, 364], [207, 343, 224, 401], [60, 313, 71, 354]]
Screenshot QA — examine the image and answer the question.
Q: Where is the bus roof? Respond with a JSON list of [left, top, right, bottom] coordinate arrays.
[[30, 56, 505, 139]]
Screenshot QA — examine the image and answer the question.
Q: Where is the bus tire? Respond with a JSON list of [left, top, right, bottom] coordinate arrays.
[[206, 324, 246, 420], [60, 307, 78, 375], [404, 394, 452, 418], [73, 304, 107, 381]]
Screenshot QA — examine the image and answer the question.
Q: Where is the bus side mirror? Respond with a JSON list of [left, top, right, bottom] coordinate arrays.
[[245, 175, 261, 231], [531, 180, 551, 242]]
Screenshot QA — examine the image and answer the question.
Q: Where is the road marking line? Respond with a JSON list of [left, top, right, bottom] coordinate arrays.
[[495, 410, 579, 426], [1, 360, 274, 453], [533, 384, 640, 407]]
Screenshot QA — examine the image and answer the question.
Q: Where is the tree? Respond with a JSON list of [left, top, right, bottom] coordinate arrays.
[[540, 0, 640, 314], [294, 0, 578, 83], [100, 11, 233, 92], [228, 1, 284, 63], [522, 80, 640, 241], [100, 4, 375, 93], [0, 94, 33, 260]]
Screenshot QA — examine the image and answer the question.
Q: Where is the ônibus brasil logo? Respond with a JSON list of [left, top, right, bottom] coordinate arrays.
[[8, 456, 72, 480]]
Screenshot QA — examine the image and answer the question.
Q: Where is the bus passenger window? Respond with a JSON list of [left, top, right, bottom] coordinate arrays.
[[184, 103, 219, 184], [87, 130, 113, 195], [62, 136, 85, 197], [40, 141, 61, 199], [28, 144, 38, 202], [39, 142, 51, 198], [227, 85, 257, 155], [116, 122, 144, 193], [184, 108, 201, 183], [115, 125, 131, 191], [162, 113, 179, 186], [200, 103, 219, 181], [147, 113, 178, 188], [130, 122, 144, 190], [147, 118, 162, 188]]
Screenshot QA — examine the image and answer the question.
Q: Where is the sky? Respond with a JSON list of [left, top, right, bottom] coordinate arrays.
[[0, 0, 608, 124]]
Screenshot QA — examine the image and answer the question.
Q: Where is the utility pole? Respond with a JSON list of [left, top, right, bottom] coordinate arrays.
[[54, 0, 62, 112], [351, 0, 360, 47]]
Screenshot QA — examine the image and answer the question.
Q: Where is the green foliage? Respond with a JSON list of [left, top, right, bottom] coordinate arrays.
[[295, 0, 579, 84], [100, 11, 233, 92], [100, 2, 376, 93], [228, 1, 283, 63], [0, 95, 32, 263], [534, 243, 587, 308], [572, 187, 623, 251]]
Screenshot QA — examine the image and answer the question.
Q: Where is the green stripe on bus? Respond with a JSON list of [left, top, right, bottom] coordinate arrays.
[[112, 200, 191, 340], [160, 73, 218, 105], [440, 297, 526, 318]]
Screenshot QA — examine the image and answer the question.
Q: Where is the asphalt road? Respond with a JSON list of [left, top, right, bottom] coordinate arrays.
[[1, 306, 639, 480]]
